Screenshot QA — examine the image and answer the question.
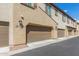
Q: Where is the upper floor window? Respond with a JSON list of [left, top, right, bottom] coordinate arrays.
[[62, 15, 66, 22], [21, 3, 37, 9], [67, 18, 70, 24], [46, 4, 51, 17], [27, 3, 31, 6], [73, 22, 74, 26], [71, 21, 74, 26], [55, 9, 58, 16]]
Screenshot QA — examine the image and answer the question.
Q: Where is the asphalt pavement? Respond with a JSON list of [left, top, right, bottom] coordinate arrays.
[[13, 36, 79, 56]]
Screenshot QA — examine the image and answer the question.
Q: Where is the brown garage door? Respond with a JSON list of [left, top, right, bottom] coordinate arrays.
[[0, 22, 9, 47], [26, 25, 52, 43], [57, 29, 65, 37], [68, 30, 72, 36]]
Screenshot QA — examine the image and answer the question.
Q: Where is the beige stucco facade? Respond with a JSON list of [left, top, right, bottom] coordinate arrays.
[[11, 3, 78, 50], [10, 3, 58, 50], [0, 3, 79, 51], [76, 22, 79, 35]]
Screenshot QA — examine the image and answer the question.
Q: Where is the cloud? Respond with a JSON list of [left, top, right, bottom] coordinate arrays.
[[64, 10, 68, 12]]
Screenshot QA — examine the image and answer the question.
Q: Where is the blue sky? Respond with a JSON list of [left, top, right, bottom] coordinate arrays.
[[55, 3, 79, 20]]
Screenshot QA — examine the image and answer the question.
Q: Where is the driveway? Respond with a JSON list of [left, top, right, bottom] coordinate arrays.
[[13, 36, 79, 56]]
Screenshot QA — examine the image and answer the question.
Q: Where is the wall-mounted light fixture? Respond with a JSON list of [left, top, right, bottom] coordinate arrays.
[[21, 16, 24, 20], [19, 20, 24, 28], [16, 15, 24, 28]]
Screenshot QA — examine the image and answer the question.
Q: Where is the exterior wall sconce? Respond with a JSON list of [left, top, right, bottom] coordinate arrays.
[[16, 16, 24, 28], [19, 20, 24, 28], [21, 16, 24, 20]]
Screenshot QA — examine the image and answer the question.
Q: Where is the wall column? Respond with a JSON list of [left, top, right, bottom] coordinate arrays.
[[72, 29, 74, 36], [65, 27, 68, 37], [51, 26, 57, 39]]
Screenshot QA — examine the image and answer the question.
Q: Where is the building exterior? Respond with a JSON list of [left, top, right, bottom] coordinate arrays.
[[0, 3, 78, 51], [76, 21, 79, 35], [49, 4, 77, 37], [11, 3, 58, 50]]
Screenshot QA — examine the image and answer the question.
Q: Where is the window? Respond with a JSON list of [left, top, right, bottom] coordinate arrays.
[[67, 18, 70, 24], [73, 22, 74, 26], [62, 15, 66, 22], [55, 9, 58, 16], [46, 4, 51, 17], [27, 3, 32, 7], [71, 21, 74, 26], [21, 3, 36, 8], [27, 3, 34, 8]]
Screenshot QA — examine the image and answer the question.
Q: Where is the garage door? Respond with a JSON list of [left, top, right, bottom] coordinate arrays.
[[26, 25, 52, 43], [0, 22, 9, 47], [68, 30, 72, 36], [57, 29, 65, 37]]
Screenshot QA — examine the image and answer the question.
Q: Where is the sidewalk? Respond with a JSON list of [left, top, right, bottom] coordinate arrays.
[[0, 35, 79, 56]]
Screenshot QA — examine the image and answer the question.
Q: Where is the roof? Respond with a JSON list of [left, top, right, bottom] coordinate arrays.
[[48, 3, 76, 22]]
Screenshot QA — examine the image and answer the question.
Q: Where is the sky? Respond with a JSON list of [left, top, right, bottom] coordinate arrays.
[[55, 3, 79, 21]]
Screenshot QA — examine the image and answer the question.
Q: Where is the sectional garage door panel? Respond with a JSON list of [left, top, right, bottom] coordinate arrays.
[[68, 30, 72, 36], [0, 26, 9, 47], [57, 29, 65, 37], [26, 25, 52, 43]]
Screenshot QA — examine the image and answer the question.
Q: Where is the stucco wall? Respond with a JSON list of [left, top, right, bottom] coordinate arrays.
[[0, 3, 14, 49], [38, 3, 66, 29], [51, 7, 66, 29], [76, 23, 79, 35], [0, 3, 13, 22], [12, 3, 57, 48]]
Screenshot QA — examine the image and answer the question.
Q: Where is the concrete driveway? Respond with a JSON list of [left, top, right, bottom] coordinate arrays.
[[13, 36, 79, 56]]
